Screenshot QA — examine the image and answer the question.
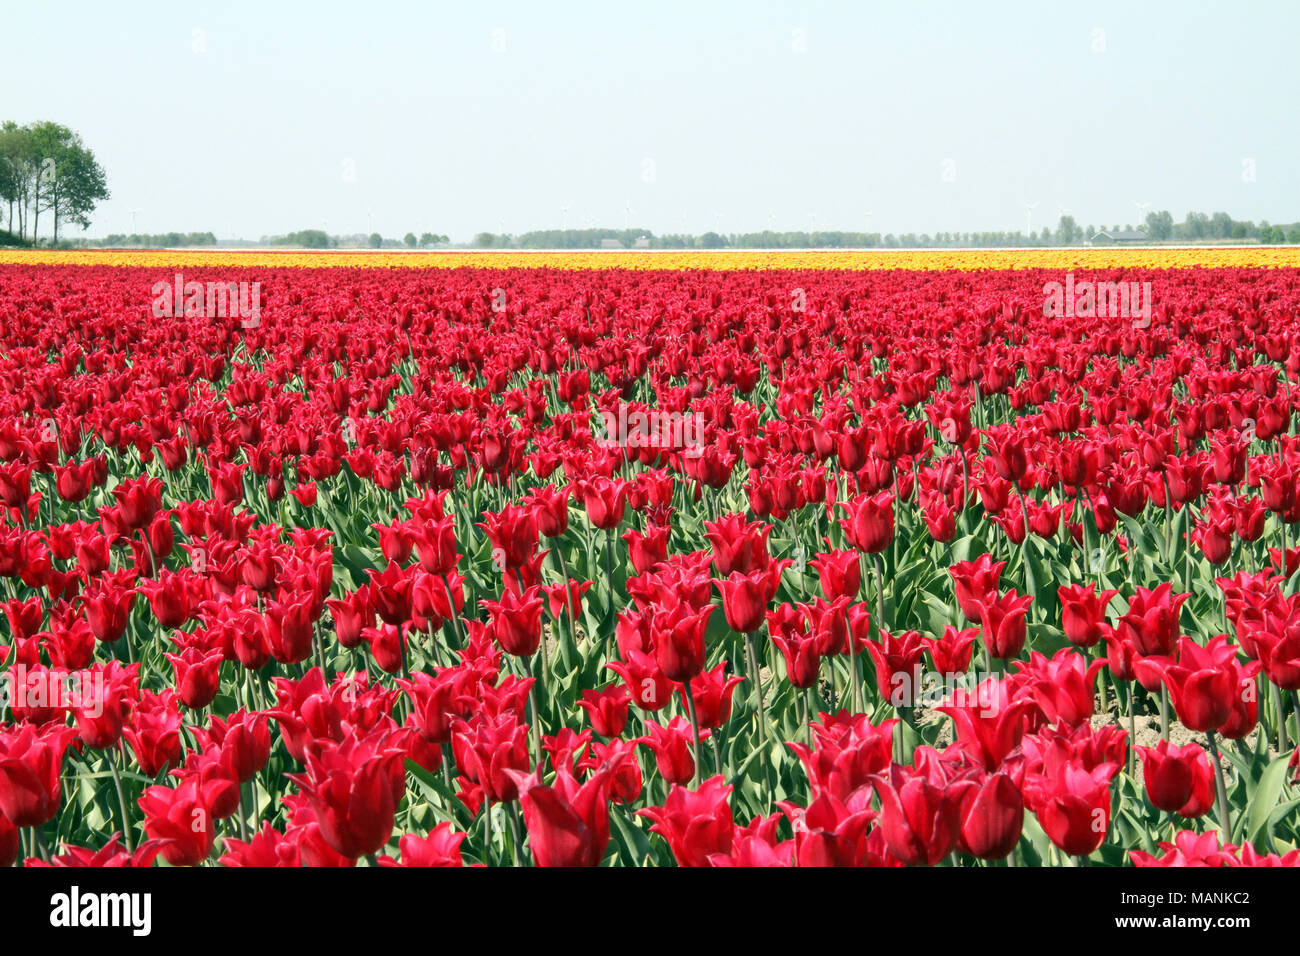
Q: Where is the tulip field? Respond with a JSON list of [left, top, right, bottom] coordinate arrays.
[[3, 247, 1300, 869]]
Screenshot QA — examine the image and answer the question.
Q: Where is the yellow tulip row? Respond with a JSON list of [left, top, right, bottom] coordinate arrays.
[[3, 246, 1300, 270]]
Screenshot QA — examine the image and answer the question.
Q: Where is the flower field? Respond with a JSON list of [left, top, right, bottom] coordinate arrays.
[[5, 246, 1300, 271], [2, 255, 1299, 868]]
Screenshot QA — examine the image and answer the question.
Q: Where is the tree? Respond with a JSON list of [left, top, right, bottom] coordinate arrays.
[[1145, 210, 1174, 241], [274, 229, 330, 248], [368, 232, 383, 248], [0, 127, 17, 236], [1056, 215, 1080, 245], [37, 128, 109, 241], [1210, 211, 1234, 239], [403, 232, 417, 248], [1182, 211, 1210, 240], [0, 122, 37, 238], [0, 122, 108, 242]]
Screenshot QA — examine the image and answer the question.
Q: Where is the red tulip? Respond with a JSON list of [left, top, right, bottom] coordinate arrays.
[[638, 776, 733, 867], [1136, 740, 1213, 815], [288, 732, 406, 859], [451, 713, 531, 804], [639, 717, 706, 786], [0, 723, 77, 827], [809, 549, 861, 603], [976, 589, 1033, 660], [1161, 635, 1259, 733], [839, 492, 895, 554], [623, 525, 670, 575], [681, 661, 745, 729], [112, 475, 163, 530], [576, 685, 631, 738], [481, 585, 545, 658], [1032, 760, 1115, 857], [651, 602, 714, 683], [1015, 649, 1107, 727], [716, 566, 779, 634], [1116, 583, 1189, 657], [703, 513, 772, 575], [576, 476, 630, 530], [123, 689, 184, 777], [954, 771, 1024, 860], [1057, 583, 1118, 648], [871, 761, 959, 866], [378, 825, 468, 867], [139, 776, 233, 866], [949, 554, 1006, 622]]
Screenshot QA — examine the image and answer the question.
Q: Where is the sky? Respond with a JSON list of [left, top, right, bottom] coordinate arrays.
[[6, 0, 1297, 241]]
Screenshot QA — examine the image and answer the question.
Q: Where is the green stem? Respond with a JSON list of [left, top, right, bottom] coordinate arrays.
[[111, 742, 135, 853], [683, 679, 704, 788], [1206, 730, 1232, 838]]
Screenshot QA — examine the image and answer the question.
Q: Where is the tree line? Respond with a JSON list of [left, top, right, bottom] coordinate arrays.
[[93, 232, 218, 248], [0, 121, 109, 244], [267, 230, 450, 248], [1140, 210, 1298, 244], [467, 212, 1298, 249]]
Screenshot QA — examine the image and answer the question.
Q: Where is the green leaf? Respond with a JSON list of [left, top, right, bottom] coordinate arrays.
[[608, 806, 654, 866], [1245, 754, 1291, 841]]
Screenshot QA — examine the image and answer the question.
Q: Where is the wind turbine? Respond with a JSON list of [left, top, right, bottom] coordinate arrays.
[[130, 208, 141, 235], [1023, 201, 1040, 237], [623, 200, 633, 232], [1132, 200, 1151, 228], [561, 205, 569, 232]]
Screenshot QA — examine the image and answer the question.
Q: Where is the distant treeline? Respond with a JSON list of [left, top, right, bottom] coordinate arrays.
[[472, 212, 1300, 249], [90, 232, 218, 248], [267, 230, 450, 249], [53, 210, 1300, 250]]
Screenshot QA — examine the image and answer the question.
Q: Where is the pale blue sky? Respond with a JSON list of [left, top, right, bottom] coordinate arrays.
[[8, 0, 1296, 240]]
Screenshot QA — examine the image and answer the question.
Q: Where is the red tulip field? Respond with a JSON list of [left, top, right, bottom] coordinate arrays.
[[3, 259, 1300, 869]]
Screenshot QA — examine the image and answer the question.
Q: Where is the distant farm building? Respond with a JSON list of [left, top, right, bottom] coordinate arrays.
[[600, 238, 624, 249], [1090, 230, 1149, 244]]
